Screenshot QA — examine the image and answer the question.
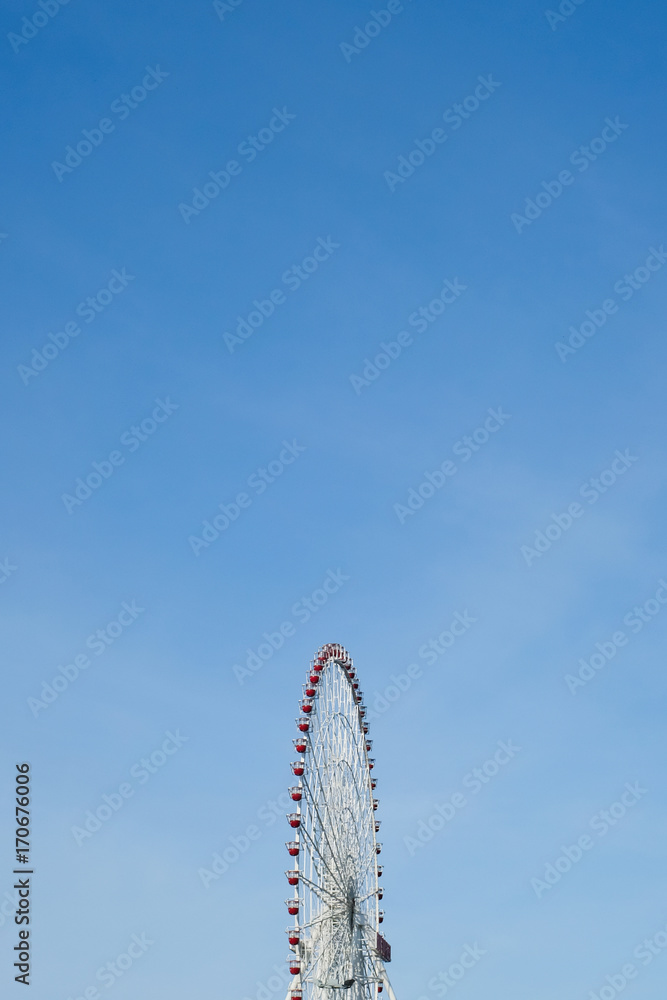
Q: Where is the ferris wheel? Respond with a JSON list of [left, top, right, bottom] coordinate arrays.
[[284, 643, 397, 1000]]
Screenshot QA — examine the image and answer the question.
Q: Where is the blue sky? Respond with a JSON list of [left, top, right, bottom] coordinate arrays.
[[1, 0, 667, 997]]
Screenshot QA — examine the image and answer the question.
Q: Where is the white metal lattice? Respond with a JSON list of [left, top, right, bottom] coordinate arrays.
[[284, 643, 395, 1000]]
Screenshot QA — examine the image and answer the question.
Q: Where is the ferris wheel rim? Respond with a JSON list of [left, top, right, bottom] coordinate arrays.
[[283, 643, 391, 1000]]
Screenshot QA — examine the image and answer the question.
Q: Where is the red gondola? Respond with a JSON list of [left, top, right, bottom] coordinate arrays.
[[297, 718, 310, 733], [287, 813, 301, 828], [371, 777, 377, 789], [366, 740, 373, 753], [286, 899, 300, 915], [286, 841, 299, 857], [375, 820, 381, 833], [301, 701, 313, 714], [287, 928, 300, 946], [286, 870, 299, 886], [376, 865, 383, 878], [291, 760, 305, 776], [288, 958, 301, 975], [378, 887, 384, 900], [294, 736, 308, 754], [375, 843, 382, 854], [305, 686, 316, 697], [378, 910, 384, 923], [309, 673, 320, 684], [289, 786, 302, 802], [368, 758, 375, 770], [373, 798, 379, 810]]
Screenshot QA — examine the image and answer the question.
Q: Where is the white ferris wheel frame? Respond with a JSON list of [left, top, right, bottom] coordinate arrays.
[[283, 643, 397, 1000]]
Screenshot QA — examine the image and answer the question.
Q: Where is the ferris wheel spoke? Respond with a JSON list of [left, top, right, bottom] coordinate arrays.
[[299, 776, 353, 890], [297, 873, 345, 905], [323, 927, 350, 979], [297, 819, 349, 900]]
